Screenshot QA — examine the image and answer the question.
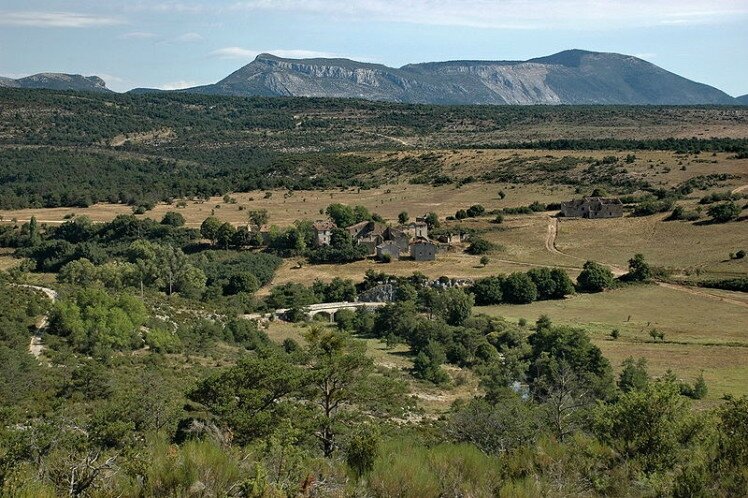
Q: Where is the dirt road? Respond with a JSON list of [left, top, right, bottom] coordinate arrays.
[[18, 285, 58, 360]]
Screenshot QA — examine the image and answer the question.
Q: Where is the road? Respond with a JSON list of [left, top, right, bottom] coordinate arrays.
[[17, 285, 58, 360]]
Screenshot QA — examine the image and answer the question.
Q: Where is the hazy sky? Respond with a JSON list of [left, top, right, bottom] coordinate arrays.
[[1, 0, 746, 95]]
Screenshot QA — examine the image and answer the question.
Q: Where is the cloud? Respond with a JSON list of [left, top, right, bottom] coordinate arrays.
[[159, 80, 202, 90], [228, 0, 748, 29], [210, 47, 345, 60], [171, 32, 204, 43], [0, 11, 123, 28], [120, 31, 158, 39]]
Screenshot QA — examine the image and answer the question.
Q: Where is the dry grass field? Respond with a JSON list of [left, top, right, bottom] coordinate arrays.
[[0, 248, 18, 271], [556, 214, 748, 275], [1, 145, 745, 406], [2, 148, 745, 228], [480, 284, 748, 400]]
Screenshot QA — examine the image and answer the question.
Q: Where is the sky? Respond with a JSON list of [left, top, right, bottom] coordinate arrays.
[[0, 0, 746, 96]]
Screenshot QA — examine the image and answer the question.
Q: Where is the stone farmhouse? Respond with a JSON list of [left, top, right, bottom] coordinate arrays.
[[312, 221, 336, 246], [313, 218, 439, 260], [560, 197, 624, 219], [376, 240, 402, 261], [410, 237, 437, 261]]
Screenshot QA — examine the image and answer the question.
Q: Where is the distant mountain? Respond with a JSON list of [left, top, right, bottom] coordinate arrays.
[[737, 94, 748, 105], [0, 73, 111, 92], [176, 50, 737, 105]]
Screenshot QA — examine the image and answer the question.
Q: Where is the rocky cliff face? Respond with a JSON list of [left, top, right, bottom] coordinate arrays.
[[0, 73, 110, 92], [183, 50, 737, 105]]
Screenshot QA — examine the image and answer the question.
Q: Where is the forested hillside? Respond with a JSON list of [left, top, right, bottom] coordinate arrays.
[[1, 88, 747, 210]]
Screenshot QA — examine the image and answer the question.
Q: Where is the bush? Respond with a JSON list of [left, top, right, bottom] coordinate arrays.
[[632, 198, 675, 217], [707, 201, 741, 223], [527, 267, 574, 300], [501, 273, 538, 304], [471, 276, 504, 305], [145, 327, 182, 353], [161, 211, 186, 227], [577, 261, 614, 293], [625, 253, 651, 282], [466, 204, 486, 217], [698, 277, 748, 293], [466, 238, 495, 255]]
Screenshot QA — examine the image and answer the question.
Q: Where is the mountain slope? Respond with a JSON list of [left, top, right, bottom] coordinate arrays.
[[0, 73, 111, 92], [737, 94, 748, 105], [179, 50, 736, 105]]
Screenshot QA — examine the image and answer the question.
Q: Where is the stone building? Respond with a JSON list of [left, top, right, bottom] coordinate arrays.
[[560, 197, 624, 219], [405, 221, 429, 239], [410, 237, 437, 261], [312, 220, 336, 246], [376, 241, 402, 261]]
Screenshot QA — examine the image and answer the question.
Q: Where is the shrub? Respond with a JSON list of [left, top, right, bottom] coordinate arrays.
[[466, 204, 486, 217], [577, 261, 614, 293], [698, 277, 748, 292], [632, 199, 675, 217], [161, 211, 186, 227], [707, 201, 741, 223], [626, 253, 651, 282], [471, 276, 504, 305], [502, 273, 538, 304], [466, 238, 495, 255], [145, 327, 182, 353]]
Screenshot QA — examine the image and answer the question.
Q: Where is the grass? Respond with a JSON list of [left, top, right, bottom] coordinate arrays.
[[556, 213, 748, 275], [479, 284, 748, 399], [0, 248, 18, 271]]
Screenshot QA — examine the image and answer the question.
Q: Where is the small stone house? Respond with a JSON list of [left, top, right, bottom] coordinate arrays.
[[405, 221, 429, 239], [437, 232, 464, 244], [312, 220, 336, 246], [384, 227, 410, 254], [561, 197, 624, 219], [410, 237, 437, 261], [376, 241, 401, 261]]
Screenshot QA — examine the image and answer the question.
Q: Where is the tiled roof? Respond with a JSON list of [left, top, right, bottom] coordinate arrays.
[[313, 220, 336, 230]]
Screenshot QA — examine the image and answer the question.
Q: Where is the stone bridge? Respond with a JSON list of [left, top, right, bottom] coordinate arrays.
[[275, 301, 387, 322]]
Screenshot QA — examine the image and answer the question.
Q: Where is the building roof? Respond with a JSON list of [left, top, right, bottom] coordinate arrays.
[[410, 236, 435, 246], [376, 240, 400, 249], [562, 197, 622, 207], [346, 220, 371, 232], [313, 220, 336, 231]]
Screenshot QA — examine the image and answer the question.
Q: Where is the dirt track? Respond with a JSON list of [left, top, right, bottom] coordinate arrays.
[[18, 285, 58, 360]]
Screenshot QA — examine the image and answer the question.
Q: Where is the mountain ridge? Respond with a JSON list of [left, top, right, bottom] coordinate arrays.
[[2, 50, 741, 105], [175, 49, 737, 105], [0, 73, 111, 92]]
